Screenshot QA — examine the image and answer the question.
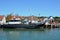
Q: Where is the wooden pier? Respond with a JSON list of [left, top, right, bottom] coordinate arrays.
[[44, 23, 60, 28]]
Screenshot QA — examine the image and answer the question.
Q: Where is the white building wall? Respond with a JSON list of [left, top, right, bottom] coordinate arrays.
[[0, 17, 6, 25]]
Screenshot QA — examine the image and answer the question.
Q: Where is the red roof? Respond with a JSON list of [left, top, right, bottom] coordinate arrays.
[[8, 16, 24, 20], [27, 16, 38, 20], [0, 16, 4, 19]]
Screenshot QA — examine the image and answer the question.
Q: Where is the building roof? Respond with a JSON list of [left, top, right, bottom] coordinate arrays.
[[8, 16, 24, 20], [27, 16, 38, 20], [0, 16, 4, 20]]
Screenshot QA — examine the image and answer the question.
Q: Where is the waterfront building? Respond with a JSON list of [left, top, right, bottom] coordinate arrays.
[[0, 15, 6, 25], [27, 16, 39, 23]]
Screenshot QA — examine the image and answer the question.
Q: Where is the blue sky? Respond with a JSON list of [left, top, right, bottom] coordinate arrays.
[[0, 0, 60, 16]]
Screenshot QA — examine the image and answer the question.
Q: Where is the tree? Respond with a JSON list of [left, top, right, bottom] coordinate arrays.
[[6, 13, 12, 22]]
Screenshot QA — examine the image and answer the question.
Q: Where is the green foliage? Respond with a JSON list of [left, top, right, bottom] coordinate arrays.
[[37, 16, 46, 19], [6, 13, 12, 22], [54, 16, 60, 19], [54, 17, 60, 22]]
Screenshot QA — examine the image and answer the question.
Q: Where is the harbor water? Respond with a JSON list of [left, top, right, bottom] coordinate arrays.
[[0, 28, 60, 40]]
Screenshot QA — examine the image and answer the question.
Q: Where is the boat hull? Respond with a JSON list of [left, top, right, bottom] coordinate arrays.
[[2, 23, 44, 29], [0, 25, 2, 28]]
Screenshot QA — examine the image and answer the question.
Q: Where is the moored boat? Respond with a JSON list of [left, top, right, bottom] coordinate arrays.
[[2, 17, 44, 29]]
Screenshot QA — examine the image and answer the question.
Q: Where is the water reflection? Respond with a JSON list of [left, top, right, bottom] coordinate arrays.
[[0, 28, 60, 40]]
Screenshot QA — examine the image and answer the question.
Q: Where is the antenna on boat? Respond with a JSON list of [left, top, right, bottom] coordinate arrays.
[[39, 13, 40, 17], [29, 8, 31, 17]]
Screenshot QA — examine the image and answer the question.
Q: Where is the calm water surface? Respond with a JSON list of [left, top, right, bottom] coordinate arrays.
[[0, 28, 60, 40]]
